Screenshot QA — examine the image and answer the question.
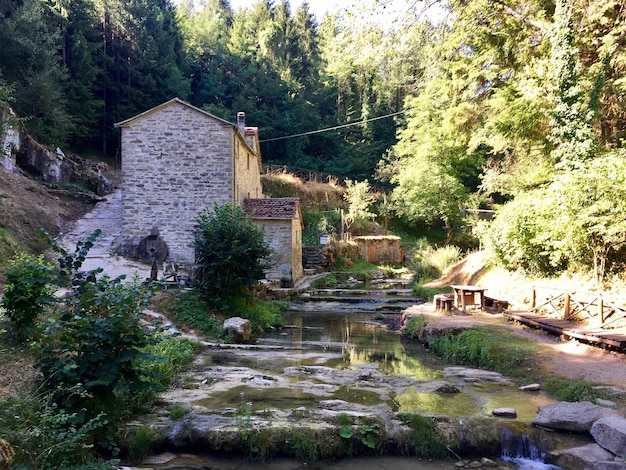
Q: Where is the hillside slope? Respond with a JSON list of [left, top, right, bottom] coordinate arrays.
[[0, 168, 94, 276]]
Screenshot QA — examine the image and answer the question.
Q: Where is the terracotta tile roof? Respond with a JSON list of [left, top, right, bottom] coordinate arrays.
[[243, 198, 300, 219]]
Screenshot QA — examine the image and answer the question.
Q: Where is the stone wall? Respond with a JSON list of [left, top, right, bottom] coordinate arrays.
[[252, 218, 302, 282], [290, 216, 303, 280], [120, 101, 235, 264], [233, 138, 263, 202]]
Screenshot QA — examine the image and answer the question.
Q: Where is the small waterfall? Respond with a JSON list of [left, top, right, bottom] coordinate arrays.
[[499, 427, 563, 469]]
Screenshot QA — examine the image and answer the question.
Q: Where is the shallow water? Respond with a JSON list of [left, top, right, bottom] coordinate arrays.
[[147, 306, 563, 469], [196, 309, 554, 422]]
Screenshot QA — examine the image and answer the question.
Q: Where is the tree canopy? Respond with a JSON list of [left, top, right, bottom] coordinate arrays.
[[3, 0, 626, 279]]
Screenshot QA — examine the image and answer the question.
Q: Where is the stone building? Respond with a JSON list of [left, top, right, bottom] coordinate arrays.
[[243, 198, 303, 285], [115, 97, 303, 282]]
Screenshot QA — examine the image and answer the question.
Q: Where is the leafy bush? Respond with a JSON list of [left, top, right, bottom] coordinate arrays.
[[194, 203, 271, 306], [34, 230, 168, 449], [1, 252, 55, 338], [37, 276, 164, 428], [0, 387, 114, 469]]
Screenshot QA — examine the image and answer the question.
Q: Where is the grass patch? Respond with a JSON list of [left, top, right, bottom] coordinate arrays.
[[227, 297, 286, 333], [427, 326, 538, 378], [404, 315, 427, 340], [150, 290, 222, 338], [412, 244, 463, 283], [412, 285, 451, 302], [140, 336, 202, 386], [169, 404, 190, 420], [543, 377, 623, 404], [397, 413, 449, 458]]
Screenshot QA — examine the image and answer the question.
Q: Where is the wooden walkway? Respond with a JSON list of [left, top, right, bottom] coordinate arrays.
[[503, 286, 626, 351], [504, 311, 626, 350]]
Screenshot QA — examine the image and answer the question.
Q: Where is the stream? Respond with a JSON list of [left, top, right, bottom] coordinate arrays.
[[138, 280, 565, 469]]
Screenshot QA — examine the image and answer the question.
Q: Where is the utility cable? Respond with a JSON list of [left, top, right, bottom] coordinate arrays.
[[258, 110, 406, 143]]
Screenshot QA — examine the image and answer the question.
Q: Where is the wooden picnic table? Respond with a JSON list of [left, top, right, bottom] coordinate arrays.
[[451, 285, 487, 312]]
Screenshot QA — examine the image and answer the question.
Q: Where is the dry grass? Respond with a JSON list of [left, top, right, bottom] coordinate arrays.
[[261, 173, 344, 210]]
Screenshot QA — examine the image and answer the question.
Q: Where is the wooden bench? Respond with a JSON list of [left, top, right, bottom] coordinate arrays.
[[434, 293, 454, 312], [484, 295, 509, 312]]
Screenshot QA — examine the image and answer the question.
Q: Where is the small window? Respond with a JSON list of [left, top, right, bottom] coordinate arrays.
[[247, 154, 250, 170]]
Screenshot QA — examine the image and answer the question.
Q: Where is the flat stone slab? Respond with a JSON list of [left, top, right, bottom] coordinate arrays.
[[492, 408, 517, 418]]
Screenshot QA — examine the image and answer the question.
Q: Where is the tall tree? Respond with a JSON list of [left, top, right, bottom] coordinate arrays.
[[0, 0, 71, 145]]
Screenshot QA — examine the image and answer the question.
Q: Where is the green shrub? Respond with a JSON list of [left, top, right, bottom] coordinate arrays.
[[0, 387, 113, 469], [194, 203, 271, 306], [36, 230, 167, 446], [37, 276, 164, 426], [1, 252, 55, 338]]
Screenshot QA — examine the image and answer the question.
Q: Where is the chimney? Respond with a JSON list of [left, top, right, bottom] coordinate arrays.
[[237, 112, 245, 133]]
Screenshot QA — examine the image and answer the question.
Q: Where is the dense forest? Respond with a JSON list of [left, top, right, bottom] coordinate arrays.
[[2, 0, 626, 280]]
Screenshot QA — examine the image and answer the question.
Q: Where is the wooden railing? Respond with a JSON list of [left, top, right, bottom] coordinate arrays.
[[531, 286, 626, 329]]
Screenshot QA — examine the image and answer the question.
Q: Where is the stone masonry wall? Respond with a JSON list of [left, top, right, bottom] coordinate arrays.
[[121, 102, 234, 264], [234, 138, 263, 202], [291, 216, 303, 280], [252, 219, 294, 281]]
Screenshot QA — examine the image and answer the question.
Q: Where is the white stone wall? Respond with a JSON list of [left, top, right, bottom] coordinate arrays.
[[120, 102, 234, 263]]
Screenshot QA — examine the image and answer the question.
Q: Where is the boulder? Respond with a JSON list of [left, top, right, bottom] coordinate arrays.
[[591, 415, 626, 458], [549, 443, 625, 470], [533, 401, 615, 432], [222, 317, 252, 342]]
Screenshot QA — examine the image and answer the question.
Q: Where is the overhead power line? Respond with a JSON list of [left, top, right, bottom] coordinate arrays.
[[258, 110, 406, 143]]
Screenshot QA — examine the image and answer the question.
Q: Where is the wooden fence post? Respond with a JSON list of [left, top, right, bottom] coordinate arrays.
[[563, 293, 570, 320], [532, 288, 536, 310], [599, 297, 605, 325]]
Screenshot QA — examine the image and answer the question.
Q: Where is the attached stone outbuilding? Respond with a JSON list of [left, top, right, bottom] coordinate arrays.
[[115, 97, 263, 264], [243, 198, 303, 285]]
